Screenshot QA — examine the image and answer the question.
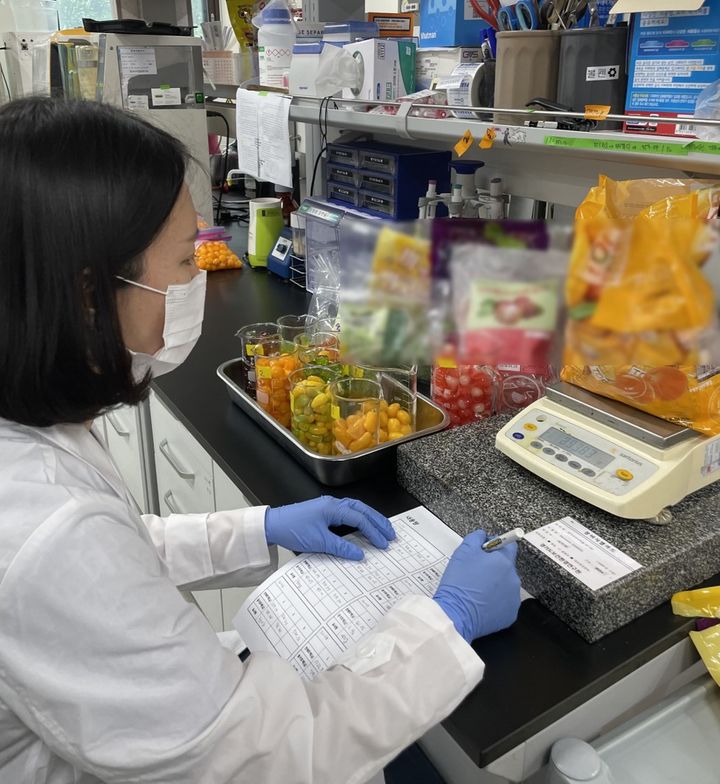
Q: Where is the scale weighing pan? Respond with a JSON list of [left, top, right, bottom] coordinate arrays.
[[496, 382, 720, 524]]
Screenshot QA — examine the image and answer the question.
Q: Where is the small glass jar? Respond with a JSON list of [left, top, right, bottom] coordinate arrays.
[[288, 365, 341, 455], [295, 331, 341, 366], [254, 337, 302, 428], [330, 378, 383, 455], [431, 361, 497, 428]]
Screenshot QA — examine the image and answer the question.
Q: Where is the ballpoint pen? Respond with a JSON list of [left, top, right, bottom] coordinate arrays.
[[482, 527, 525, 551]]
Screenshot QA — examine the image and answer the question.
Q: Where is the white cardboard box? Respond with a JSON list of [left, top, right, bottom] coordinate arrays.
[[415, 46, 483, 90], [342, 38, 416, 101]]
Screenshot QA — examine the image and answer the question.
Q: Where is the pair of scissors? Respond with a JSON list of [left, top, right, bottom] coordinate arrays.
[[497, 0, 541, 29], [469, 0, 502, 29]]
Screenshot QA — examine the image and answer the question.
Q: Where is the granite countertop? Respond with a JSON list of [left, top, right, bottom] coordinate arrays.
[[398, 415, 720, 641]]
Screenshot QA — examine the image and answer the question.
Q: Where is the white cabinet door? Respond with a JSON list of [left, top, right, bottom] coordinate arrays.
[[213, 462, 250, 511], [105, 405, 146, 513], [150, 392, 215, 516]]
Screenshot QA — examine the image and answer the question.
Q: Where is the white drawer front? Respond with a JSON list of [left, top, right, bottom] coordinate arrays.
[[105, 406, 146, 513], [150, 393, 214, 515]]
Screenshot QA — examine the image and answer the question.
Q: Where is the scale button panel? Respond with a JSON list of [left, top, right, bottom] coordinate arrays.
[[504, 409, 659, 496]]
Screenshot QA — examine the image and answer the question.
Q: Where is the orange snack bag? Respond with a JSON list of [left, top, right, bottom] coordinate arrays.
[[562, 176, 720, 436], [194, 218, 243, 271]]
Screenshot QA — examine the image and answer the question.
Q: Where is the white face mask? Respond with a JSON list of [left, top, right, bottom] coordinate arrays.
[[117, 270, 207, 381]]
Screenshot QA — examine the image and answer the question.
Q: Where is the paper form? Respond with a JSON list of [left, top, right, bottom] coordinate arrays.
[[525, 517, 642, 591], [232, 506, 461, 680], [235, 88, 293, 187], [258, 92, 293, 188], [118, 47, 157, 102], [236, 88, 260, 179]]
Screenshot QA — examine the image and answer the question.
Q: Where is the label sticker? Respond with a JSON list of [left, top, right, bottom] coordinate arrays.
[[126, 94, 149, 111], [686, 141, 720, 155], [524, 517, 642, 591], [586, 65, 621, 81], [544, 136, 691, 156], [702, 439, 720, 477], [454, 130, 474, 157], [436, 356, 458, 369], [151, 86, 182, 107], [257, 365, 272, 379], [479, 127, 496, 149], [584, 104, 611, 120]]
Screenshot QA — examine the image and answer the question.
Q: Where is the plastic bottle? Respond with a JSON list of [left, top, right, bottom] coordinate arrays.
[[275, 186, 298, 226], [257, 6, 296, 88]]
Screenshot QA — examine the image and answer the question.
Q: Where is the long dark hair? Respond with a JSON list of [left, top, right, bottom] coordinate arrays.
[[0, 98, 189, 427]]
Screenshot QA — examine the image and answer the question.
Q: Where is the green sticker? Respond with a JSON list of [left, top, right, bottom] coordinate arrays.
[[159, 84, 171, 90], [685, 140, 720, 155], [195, 91, 205, 104], [543, 136, 691, 156]]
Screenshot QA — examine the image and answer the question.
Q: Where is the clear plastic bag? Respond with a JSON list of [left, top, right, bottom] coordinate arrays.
[[693, 79, 720, 142]]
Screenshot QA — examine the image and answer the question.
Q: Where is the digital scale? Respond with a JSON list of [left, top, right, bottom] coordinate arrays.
[[496, 382, 720, 524]]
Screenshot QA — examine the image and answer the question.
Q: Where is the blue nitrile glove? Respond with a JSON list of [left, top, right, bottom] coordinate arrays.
[[434, 530, 521, 644], [264, 496, 396, 560]]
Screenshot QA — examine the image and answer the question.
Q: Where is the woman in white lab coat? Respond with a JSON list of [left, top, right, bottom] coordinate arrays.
[[0, 97, 521, 784]]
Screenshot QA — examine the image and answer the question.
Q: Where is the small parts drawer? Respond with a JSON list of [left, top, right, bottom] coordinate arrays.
[[328, 182, 359, 207], [357, 170, 395, 197], [327, 164, 358, 186], [358, 190, 395, 217], [327, 146, 360, 168], [358, 150, 397, 175]]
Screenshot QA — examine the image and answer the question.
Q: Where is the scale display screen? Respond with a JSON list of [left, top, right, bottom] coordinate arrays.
[[542, 427, 614, 469]]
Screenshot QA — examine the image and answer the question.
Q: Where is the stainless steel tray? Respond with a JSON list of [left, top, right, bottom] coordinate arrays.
[[217, 358, 449, 486]]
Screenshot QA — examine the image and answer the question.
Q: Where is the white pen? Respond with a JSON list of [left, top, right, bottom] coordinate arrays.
[[482, 528, 525, 552]]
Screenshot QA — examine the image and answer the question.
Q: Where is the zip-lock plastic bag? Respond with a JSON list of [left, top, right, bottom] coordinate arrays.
[[672, 586, 720, 687]]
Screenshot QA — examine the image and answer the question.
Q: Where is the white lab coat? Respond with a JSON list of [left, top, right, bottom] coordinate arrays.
[[0, 417, 484, 784]]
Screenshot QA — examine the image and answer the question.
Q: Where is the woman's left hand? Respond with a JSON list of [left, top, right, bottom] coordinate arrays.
[[264, 496, 396, 560]]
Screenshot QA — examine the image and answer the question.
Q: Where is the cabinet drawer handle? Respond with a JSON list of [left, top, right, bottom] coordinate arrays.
[[107, 411, 131, 437], [163, 490, 181, 514], [158, 439, 195, 480]]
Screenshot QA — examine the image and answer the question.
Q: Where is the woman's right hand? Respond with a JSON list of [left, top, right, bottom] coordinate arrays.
[[433, 530, 521, 644]]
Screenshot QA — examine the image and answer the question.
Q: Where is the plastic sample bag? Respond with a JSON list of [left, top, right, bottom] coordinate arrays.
[[672, 586, 720, 687], [561, 176, 720, 436]]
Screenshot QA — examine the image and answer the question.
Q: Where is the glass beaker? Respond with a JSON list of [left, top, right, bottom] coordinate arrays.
[[254, 337, 302, 428], [330, 377, 383, 455], [352, 364, 417, 441], [288, 365, 341, 455], [235, 322, 280, 392], [276, 313, 317, 352], [295, 331, 341, 366]]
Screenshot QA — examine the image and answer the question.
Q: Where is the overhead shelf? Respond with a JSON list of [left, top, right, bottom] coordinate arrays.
[[288, 98, 720, 176]]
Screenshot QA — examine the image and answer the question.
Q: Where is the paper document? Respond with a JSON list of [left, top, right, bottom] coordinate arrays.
[[232, 506, 461, 680], [525, 517, 642, 591], [118, 46, 157, 102], [235, 88, 293, 188]]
